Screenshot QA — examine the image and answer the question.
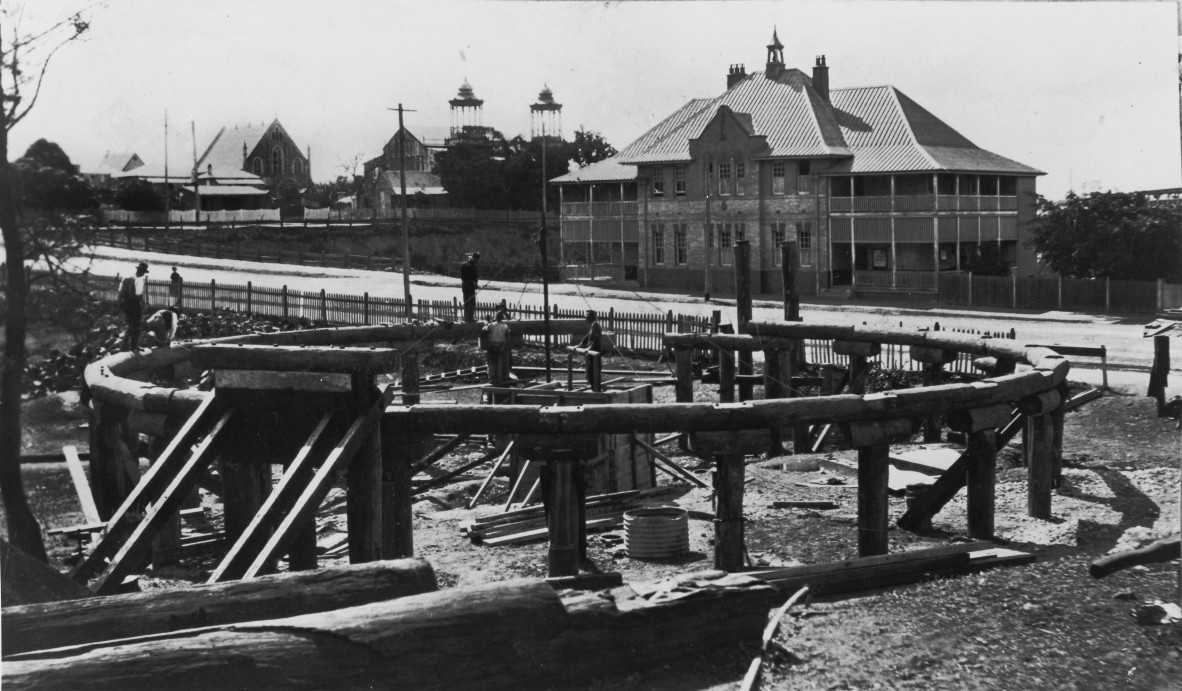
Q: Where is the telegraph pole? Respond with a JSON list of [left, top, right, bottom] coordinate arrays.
[[540, 122, 553, 381], [387, 104, 416, 318], [164, 111, 170, 231], [190, 120, 200, 224]]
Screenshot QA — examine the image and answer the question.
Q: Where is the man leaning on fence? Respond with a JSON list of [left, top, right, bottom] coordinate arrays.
[[119, 262, 149, 351], [461, 252, 480, 322]]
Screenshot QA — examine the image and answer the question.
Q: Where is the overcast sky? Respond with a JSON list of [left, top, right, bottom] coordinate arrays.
[[9, 0, 1181, 200]]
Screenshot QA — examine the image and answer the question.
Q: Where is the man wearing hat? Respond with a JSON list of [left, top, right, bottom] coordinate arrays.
[[460, 251, 480, 322], [119, 262, 149, 350]]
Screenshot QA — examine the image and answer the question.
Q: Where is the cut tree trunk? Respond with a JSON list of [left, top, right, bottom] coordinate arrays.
[[3, 558, 437, 657]]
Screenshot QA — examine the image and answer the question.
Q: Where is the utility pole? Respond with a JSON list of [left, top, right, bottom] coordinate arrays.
[[190, 120, 200, 224], [541, 122, 552, 381], [387, 104, 416, 319], [164, 111, 170, 231]]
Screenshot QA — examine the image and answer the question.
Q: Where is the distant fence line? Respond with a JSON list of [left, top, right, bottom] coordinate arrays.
[[104, 209, 280, 224], [83, 273, 1011, 375], [936, 272, 1177, 314], [104, 207, 542, 226]]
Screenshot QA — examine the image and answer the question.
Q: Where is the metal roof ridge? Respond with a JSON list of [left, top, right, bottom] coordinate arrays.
[[801, 82, 843, 156], [886, 86, 942, 170], [195, 126, 226, 170]]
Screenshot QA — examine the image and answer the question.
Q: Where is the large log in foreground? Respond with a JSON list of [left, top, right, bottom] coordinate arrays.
[[2, 559, 437, 657], [4, 573, 778, 690]]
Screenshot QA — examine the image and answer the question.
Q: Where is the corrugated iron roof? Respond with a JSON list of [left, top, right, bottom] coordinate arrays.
[[550, 157, 637, 184], [607, 71, 1040, 177], [197, 122, 271, 178], [183, 185, 269, 196]]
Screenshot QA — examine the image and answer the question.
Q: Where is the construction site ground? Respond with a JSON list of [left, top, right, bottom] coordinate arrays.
[[9, 338, 1182, 690]]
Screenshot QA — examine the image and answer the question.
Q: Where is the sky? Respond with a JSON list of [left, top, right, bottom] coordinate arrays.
[[8, 0, 1181, 201]]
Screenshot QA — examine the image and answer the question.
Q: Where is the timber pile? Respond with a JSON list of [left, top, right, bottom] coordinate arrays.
[[462, 490, 643, 545], [3, 572, 779, 690], [2, 558, 438, 657], [745, 542, 1034, 596]]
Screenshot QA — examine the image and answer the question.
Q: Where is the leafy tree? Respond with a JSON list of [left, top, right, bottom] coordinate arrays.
[[115, 178, 164, 212], [1028, 192, 1182, 280], [13, 138, 96, 210], [1, 7, 92, 561], [433, 129, 510, 209], [569, 127, 617, 169]]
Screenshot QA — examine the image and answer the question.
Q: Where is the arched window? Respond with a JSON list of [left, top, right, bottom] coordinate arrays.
[[252, 158, 263, 175], [271, 147, 283, 176], [293, 158, 303, 176]]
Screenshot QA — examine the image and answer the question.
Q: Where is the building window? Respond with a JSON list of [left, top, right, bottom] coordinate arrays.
[[771, 221, 786, 265], [651, 224, 665, 264], [735, 161, 745, 196], [652, 167, 664, 197], [736, 222, 746, 242], [718, 162, 731, 196], [271, 147, 283, 176], [796, 221, 813, 250], [674, 225, 687, 264], [718, 223, 733, 265], [797, 161, 813, 194], [293, 158, 303, 176], [772, 161, 786, 195], [674, 165, 687, 196], [252, 158, 263, 175]]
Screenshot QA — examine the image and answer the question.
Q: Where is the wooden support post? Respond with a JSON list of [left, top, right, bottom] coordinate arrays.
[[218, 451, 270, 549], [1024, 413, 1054, 520], [782, 240, 800, 322], [401, 353, 421, 407], [718, 345, 736, 404], [544, 459, 580, 577], [762, 347, 785, 456], [713, 453, 747, 572], [287, 519, 319, 572], [380, 420, 419, 560], [834, 340, 879, 395], [1149, 335, 1170, 416], [786, 343, 809, 454], [674, 347, 694, 403], [88, 402, 136, 520], [857, 443, 890, 557], [965, 430, 998, 540], [1051, 383, 1068, 485], [347, 371, 383, 563], [735, 241, 754, 401]]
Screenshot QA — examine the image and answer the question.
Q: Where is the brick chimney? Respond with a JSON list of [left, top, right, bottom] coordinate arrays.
[[727, 64, 747, 89], [813, 55, 830, 103]]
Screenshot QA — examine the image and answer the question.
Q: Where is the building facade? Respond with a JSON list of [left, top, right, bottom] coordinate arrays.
[[197, 119, 312, 189], [553, 31, 1043, 296]]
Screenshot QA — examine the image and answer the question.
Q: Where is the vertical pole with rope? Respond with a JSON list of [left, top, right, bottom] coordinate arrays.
[[397, 104, 413, 318]]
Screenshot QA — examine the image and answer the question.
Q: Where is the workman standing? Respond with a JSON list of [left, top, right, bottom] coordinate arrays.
[[460, 251, 480, 322], [577, 309, 603, 391], [482, 311, 511, 384], [169, 266, 183, 307], [119, 262, 149, 350]]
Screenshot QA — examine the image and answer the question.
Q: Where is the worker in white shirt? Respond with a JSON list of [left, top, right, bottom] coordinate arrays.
[[145, 308, 179, 347], [482, 311, 511, 385]]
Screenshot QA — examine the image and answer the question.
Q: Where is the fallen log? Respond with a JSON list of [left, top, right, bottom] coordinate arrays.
[[4, 573, 779, 690], [2, 558, 436, 657], [1089, 536, 1181, 578]]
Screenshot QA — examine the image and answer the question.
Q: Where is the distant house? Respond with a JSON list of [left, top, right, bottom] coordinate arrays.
[[552, 30, 1043, 295], [83, 151, 145, 187], [360, 125, 450, 213], [368, 170, 448, 214], [196, 119, 312, 189]]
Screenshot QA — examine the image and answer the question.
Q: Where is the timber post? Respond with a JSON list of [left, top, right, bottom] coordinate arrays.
[[713, 453, 747, 571], [1020, 390, 1060, 520], [1149, 335, 1169, 416], [834, 340, 880, 394], [762, 346, 786, 456], [543, 458, 582, 577], [719, 344, 736, 403], [947, 404, 1009, 540], [88, 400, 136, 520], [734, 241, 754, 401], [674, 347, 694, 403], [845, 418, 910, 556], [218, 446, 271, 566], [782, 240, 801, 322], [379, 352, 420, 559], [347, 369, 383, 563], [910, 346, 957, 443]]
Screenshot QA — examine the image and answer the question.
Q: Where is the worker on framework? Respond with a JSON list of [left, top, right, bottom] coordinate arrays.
[[482, 310, 511, 385], [145, 307, 179, 348], [576, 309, 603, 392], [118, 261, 149, 351], [460, 251, 480, 322]]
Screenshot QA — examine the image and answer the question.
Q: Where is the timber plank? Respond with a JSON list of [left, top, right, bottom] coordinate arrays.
[[62, 445, 101, 525]]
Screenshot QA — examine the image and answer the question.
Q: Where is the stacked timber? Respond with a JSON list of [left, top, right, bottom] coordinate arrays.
[[4, 571, 779, 690], [462, 490, 643, 545]]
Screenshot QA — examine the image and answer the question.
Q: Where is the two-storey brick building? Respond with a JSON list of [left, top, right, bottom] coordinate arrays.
[[553, 31, 1043, 296]]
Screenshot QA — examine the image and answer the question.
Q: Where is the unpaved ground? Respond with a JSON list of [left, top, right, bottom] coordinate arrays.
[[10, 346, 1182, 690]]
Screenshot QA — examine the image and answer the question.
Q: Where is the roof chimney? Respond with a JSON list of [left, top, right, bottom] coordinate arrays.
[[813, 55, 830, 103], [727, 64, 747, 89]]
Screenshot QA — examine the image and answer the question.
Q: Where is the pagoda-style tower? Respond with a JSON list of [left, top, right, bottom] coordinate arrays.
[[448, 79, 490, 145], [530, 84, 563, 140], [765, 28, 786, 80]]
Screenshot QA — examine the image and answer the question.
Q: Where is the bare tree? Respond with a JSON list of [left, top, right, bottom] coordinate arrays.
[[1, 5, 93, 560]]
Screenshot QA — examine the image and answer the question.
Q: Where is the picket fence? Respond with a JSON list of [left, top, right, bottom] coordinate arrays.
[[937, 272, 1169, 314], [88, 273, 1007, 377]]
